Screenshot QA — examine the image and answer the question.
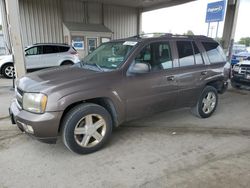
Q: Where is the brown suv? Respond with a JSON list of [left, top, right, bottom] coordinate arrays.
[[9, 34, 230, 154]]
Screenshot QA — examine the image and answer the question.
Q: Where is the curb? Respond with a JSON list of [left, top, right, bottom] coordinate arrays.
[[0, 116, 10, 121]]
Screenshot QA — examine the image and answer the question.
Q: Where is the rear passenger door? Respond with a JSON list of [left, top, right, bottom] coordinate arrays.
[[42, 45, 60, 67], [174, 40, 208, 108]]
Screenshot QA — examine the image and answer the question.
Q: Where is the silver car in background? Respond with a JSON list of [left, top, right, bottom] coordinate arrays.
[[0, 43, 80, 78]]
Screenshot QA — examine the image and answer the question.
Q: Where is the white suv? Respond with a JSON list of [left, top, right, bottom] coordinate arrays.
[[0, 43, 80, 78]]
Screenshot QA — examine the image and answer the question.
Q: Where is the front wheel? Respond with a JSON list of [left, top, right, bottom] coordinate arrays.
[[192, 86, 218, 118], [62, 103, 112, 154]]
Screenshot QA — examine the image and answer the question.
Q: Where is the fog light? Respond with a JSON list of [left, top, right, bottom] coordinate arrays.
[[17, 121, 34, 134], [26, 125, 34, 134]]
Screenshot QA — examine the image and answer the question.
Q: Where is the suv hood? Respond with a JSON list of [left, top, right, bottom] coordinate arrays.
[[17, 65, 111, 93], [238, 60, 250, 66]]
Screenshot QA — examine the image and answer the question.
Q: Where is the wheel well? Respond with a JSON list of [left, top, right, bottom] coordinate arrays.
[[60, 60, 74, 66], [58, 98, 118, 133], [206, 80, 223, 93], [1, 62, 13, 74]]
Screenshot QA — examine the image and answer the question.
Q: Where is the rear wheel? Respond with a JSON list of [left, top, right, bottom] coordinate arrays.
[[62, 103, 112, 154], [2, 63, 15, 79], [192, 86, 218, 118]]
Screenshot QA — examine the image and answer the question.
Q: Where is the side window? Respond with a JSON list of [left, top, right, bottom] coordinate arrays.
[[177, 41, 195, 67], [43, 45, 59, 54], [25, 46, 43, 56], [134, 42, 173, 71], [202, 42, 226, 63], [135, 44, 152, 65], [155, 42, 173, 69], [58, 46, 70, 52], [192, 42, 203, 65]]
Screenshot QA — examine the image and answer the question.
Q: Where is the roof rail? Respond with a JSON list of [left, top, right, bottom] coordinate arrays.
[[130, 33, 208, 39], [33, 42, 69, 45]]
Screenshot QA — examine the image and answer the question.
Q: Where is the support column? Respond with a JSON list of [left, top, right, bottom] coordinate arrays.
[[221, 0, 240, 55], [0, 0, 11, 54], [5, 0, 26, 78], [137, 8, 142, 35]]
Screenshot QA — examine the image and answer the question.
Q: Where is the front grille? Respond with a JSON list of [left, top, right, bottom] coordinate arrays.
[[239, 65, 250, 75], [16, 87, 23, 109]]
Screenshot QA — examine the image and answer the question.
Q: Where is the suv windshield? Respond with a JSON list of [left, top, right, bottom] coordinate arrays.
[[81, 41, 136, 71]]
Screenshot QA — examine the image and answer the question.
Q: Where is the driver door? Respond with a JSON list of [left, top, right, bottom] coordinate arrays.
[[125, 41, 179, 120]]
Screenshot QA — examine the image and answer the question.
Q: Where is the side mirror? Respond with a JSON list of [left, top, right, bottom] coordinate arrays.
[[24, 52, 28, 56], [129, 62, 151, 74]]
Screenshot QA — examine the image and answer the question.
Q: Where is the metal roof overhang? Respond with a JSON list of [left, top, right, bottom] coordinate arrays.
[[82, 0, 196, 12]]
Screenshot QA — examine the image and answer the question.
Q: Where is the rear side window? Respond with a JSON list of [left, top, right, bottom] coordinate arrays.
[[58, 46, 70, 52], [202, 42, 226, 63], [43, 45, 59, 54], [177, 41, 195, 67]]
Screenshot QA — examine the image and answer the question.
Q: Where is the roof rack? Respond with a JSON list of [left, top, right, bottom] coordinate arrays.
[[33, 42, 69, 45], [130, 33, 208, 39]]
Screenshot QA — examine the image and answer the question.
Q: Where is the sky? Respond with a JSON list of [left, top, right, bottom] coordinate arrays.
[[142, 0, 250, 41]]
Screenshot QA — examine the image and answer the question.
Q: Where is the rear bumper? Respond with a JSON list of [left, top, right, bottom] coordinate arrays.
[[9, 100, 63, 144]]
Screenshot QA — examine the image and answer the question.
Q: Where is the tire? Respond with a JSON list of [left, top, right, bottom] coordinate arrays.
[[61, 61, 74, 66], [62, 103, 113, 154], [191, 86, 218, 118], [231, 80, 241, 89], [2, 63, 15, 79]]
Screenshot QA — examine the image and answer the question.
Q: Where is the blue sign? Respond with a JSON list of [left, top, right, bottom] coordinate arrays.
[[205, 1, 225, 23]]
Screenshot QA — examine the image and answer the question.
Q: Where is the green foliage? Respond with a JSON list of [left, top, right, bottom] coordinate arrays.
[[184, 30, 194, 35], [238, 37, 250, 47]]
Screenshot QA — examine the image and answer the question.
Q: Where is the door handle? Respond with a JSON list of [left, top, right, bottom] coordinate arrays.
[[201, 71, 208, 75], [166, 76, 175, 81]]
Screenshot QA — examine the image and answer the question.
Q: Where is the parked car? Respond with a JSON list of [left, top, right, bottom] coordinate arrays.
[[9, 34, 230, 154], [231, 51, 250, 66], [231, 60, 250, 88], [0, 43, 80, 78]]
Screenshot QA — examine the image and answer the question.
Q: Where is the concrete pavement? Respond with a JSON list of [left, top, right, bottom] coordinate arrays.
[[0, 84, 250, 187], [0, 76, 14, 119]]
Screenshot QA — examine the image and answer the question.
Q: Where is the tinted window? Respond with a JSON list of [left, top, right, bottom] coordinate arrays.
[[25, 46, 43, 55], [58, 46, 70, 52], [192, 42, 203, 64], [43, 45, 59, 54], [134, 42, 172, 71], [202, 42, 226, 63], [177, 41, 195, 67]]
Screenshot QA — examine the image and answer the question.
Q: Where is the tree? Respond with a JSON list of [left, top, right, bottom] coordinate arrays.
[[238, 37, 250, 47], [0, 25, 2, 31], [186, 30, 194, 35]]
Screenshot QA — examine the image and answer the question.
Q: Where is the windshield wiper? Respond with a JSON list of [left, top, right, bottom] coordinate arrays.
[[80, 61, 104, 72], [92, 63, 104, 72]]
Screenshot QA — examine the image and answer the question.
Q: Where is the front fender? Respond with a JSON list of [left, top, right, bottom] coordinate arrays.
[[54, 89, 126, 123]]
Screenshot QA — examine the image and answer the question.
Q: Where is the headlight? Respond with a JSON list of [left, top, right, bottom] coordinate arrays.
[[233, 65, 240, 72], [23, 93, 47, 113]]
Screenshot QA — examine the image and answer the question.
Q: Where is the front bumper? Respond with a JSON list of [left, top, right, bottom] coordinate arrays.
[[231, 73, 250, 86], [9, 100, 63, 144]]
